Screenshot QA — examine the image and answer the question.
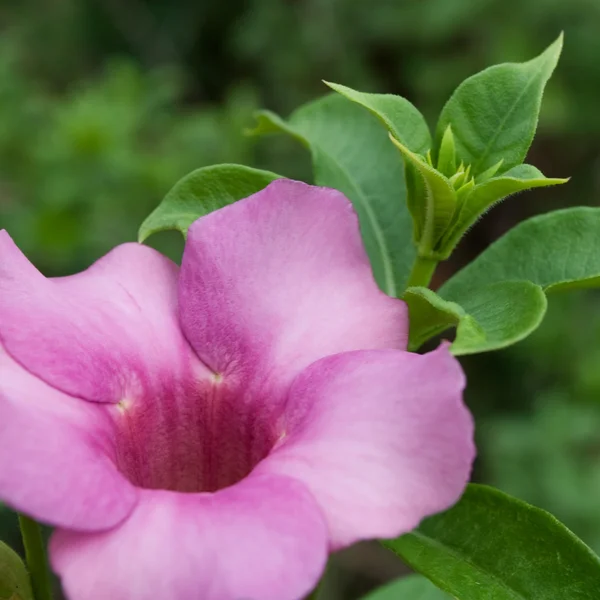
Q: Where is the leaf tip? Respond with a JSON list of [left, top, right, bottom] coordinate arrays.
[[244, 110, 268, 137], [323, 80, 351, 97], [541, 31, 564, 64], [137, 220, 152, 244], [244, 109, 287, 138]]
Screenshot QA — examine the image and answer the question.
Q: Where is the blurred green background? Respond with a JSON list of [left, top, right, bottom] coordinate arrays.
[[0, 0, 599, 597]]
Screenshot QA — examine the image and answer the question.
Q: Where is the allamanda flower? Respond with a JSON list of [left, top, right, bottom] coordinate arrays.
[[0, 180, 474, 600]]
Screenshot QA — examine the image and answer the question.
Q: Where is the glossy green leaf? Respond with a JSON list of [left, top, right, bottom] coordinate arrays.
[[249, 94, 415, 296], [362, 574, 451, 600], [0, 542, 33, 600], [323, 81, 431, 154], [442, 207, 600, 297], [138, 164, 281, 242], [385, 484, 600, 600], [388, 135, 457, 256], [440, 164, 569, 251], [405, 281, 547, 355], [436, 34, 563, 176]]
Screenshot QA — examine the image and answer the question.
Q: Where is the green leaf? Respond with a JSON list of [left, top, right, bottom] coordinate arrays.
[[138, 164, 281, 242], [384, 484, 600, 600], [362, 574, 451, 600], [250, 94, 415, 296], [442, 207, 600, 297], [405, 281, 547, 355], [388, 135, 457, 256], [247, 110, 307, 146], [411, 207, 600, 353], [404, 160, 428, 240], [0, 542, 33, 600], [404, 287, 484, 352], [440, 164, 569, 252], [446, 281, 547, 355], [476, 159, 504, 183], [436, 34, 563, 176], [323, 81, 431, 154], [321, 83, 458, 259], [436, 125, 457, 177]]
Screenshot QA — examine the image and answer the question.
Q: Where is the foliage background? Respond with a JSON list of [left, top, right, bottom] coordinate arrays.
[[0, 0, 599, 597]]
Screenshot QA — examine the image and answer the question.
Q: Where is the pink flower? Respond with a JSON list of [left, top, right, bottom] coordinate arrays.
[[0, 180, 474, 600]]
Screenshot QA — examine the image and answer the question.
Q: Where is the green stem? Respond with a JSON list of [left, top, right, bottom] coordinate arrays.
[[18, 514, 53, 600], [406, 255, 438, 289]]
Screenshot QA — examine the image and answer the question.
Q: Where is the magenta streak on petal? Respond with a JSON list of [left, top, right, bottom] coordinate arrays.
[[0, 233, 283, 497], [0, 325, 282, 524], [110, 367, 280, 493]]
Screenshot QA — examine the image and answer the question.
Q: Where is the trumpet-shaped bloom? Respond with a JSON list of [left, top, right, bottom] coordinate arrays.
[[0, 180, 474, 600]]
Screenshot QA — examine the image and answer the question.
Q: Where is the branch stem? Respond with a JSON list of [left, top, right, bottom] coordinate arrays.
[[406, 255, 438, 289]]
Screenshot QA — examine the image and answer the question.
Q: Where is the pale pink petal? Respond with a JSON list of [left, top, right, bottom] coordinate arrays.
[[0, 346, 137, 530], [0, 231, 195, 403], [51, 473, 327, 600], [179, 179, 408, 402], [258, 344, 475, 549]]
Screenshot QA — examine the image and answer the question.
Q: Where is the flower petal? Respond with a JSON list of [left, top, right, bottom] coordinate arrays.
[[0, 346, 138, 530], [179, 179, 407, 394], [51, 473, 327, 600], [0, 231, 194, 403], [258, 344, 475, 549]]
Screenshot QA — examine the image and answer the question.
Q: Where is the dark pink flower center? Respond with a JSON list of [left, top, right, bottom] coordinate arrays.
[[110, 374, 279, 493]]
